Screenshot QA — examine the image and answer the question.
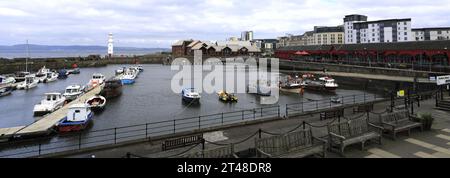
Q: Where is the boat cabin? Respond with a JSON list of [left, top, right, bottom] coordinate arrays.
[[67, 104, 92, 122]]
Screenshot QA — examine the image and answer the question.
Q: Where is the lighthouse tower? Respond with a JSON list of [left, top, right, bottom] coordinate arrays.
[[107, 33, 114, 58]]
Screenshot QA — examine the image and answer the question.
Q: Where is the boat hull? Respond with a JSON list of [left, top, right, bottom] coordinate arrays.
[[121, 79, 135, 85], [58, 114, 93, 133], [33, 110, 52, 117], [182, 96, 200, 103]]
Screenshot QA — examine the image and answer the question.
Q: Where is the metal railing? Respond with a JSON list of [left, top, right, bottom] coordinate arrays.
[[286, 93, 380, 117], [0, 105, 280, 158]]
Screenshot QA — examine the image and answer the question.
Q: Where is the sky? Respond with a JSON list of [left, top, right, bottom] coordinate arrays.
[[0, 0, 449, 48]]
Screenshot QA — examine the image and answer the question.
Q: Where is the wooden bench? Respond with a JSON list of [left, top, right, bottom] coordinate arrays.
[[327, 117, 383, 156], [353, 103, 374, 113], [254, 129, 327, 158], [182, 144, 239, 158], [378, 110, 423, 140], [320, 109, 344, 121], [162, 134, 203, 151]]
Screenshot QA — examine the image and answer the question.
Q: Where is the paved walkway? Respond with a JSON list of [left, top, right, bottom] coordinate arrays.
[[63, 99, 450, 158]]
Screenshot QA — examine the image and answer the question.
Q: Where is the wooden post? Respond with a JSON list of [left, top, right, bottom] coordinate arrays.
[[258, 129, 262, 139], [145, 123, 148, 138], [198, 116, 201, 129], [173, 120, 176, 134], [79, 133, 82, 149], [114, 128, 117, 144], [38, 143, 42, 156], [221, 113, 224, 124]]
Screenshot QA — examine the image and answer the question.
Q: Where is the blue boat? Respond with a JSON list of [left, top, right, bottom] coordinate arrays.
[[120, 69, 137, 85], [181, 88, 201, 103], [58, 104, 94, 133], [57, 69, 68, 79]]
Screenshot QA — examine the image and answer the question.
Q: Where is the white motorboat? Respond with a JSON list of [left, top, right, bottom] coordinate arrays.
[[136, 65, 144, 71], [0, 86, 13, 97], [16, 74, 38, 90], [44, 72, 58, 83], [33, 93, 66, 116], [63, 84, 84, 101], [85, 95, 106, 113], [319, 77, 339, 91], [14, 71, 30, 82], [0, 75, 16, 86], [181, 88, 201, 103], [89, 73, 105, 88], [36, 66, 51, 83]]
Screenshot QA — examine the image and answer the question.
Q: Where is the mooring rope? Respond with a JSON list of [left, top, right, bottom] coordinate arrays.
[[166, 143, 201, 158], [260, 121, 305, 136]]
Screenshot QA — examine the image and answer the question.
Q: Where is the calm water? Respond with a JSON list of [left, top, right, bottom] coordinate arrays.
[[0, 49, 162, 59], [0, 64, 372, 130]]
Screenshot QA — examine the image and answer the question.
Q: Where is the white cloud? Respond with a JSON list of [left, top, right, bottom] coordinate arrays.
[[0, 0, 449, 47]]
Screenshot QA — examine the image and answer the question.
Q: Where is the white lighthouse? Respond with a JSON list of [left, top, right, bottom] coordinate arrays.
[[107, 33, 114, 58]]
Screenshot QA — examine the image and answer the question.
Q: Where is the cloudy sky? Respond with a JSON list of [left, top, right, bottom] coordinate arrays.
[[0, 0, 449, 48]]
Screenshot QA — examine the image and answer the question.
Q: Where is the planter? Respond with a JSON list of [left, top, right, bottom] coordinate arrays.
[[412, 113, 434, 131]]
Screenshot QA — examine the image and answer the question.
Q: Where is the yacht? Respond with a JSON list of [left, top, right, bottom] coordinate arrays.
[[63, 84, 84, 101], [33, 93, 66, 116], [16, 74, 38, 90], [14, 71, 30, 82], [0, 75, 16, 86]]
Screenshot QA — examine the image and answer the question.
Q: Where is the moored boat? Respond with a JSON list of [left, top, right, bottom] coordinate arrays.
[[0, 86, 13, 97], [181, 88, 201, 103], [120, 69, 137, 85], [100, 78, 123, 99], [57, 69, 68, 79], [85, 95, 106, 112], [247, 80, 273, 96], [57, 104, 93, 133], [0, 75, 16, 86], [63, 84, 84, 101], [304, 77, 338, 92], [217, 90, 238, 102], [89, 73, 106, 88], [68, 68, 80, 74], [14, 71, 30, 82], [33, 93, 66, 116], [44, 72, 58, 83], [16, 75, 38, 90], [36, 66, 51, 83]]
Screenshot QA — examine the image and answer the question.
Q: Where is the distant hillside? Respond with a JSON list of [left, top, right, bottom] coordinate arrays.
[[0, 44, 170, 59], [0, 44, 169, 52]]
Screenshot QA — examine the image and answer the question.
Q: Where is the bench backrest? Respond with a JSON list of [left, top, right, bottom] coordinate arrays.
[[379, 110, 409, 124], [255, 129, 313, 156], [184, 145, 236, 158], [328, 117, 369, 138], [162, 134, 203, 151]]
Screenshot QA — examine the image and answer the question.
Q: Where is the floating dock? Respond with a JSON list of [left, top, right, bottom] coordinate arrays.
[[0, 84, 104, 140]]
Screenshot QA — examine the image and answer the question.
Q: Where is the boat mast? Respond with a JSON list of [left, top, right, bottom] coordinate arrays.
[[26, 40, 29, 72]]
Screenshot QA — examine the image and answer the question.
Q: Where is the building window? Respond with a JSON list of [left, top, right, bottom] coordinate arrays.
[[438, 31, 442, 35], [372, 38, 375, 41], [404, 27, 407, 30], [404, 22, 407, 25], [404, 32, 407, 35], [405, 37, 408, 40]]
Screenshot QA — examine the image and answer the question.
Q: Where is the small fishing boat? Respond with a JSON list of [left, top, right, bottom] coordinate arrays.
[[89, 73, 105, 88], [0, 75, 16, 86], [57, 103, 93, 133], [16, 75, 38, 90], [63, 84, 84, 101], [136, 65, 144, 71], [181, 88, 201, 103], [33, 93, 66, 116], [217, 90, 238, 102], [68, 68, 80, 74], [43, 72, 58, 83], [320, 77, 339, 91], [14, 71, 30, 82], [57, 69, 68, 79], [0, 86, 13, 97], [280, 74, 304, 89], [85, 95, 106, 112], [100, 78, 123, 99], [36, 66, 51, 83], [115, 67, 125, 75], [120, 70, 137, 85]]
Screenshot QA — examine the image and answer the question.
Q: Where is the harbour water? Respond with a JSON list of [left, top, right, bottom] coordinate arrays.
[[0, 64, 373, 131]]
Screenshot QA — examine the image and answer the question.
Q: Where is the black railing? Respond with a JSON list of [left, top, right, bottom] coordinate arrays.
[[286, 93, 380, 117], [0, 105, 280, 158]]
